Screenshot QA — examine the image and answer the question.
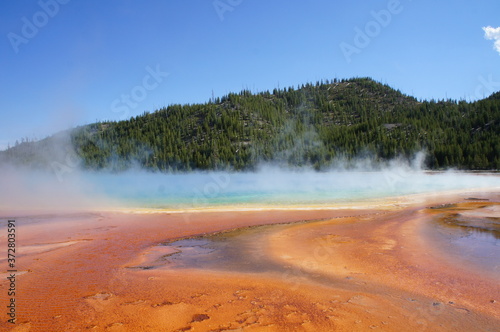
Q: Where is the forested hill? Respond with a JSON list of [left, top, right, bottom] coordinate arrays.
[[2, 78, 499, 171]]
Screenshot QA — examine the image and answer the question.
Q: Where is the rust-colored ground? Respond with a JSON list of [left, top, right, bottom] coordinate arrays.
[[0, 192, 499, 331]]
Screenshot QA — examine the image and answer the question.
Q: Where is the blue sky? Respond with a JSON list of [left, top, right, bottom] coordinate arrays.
[[1, 0, 499, 150]]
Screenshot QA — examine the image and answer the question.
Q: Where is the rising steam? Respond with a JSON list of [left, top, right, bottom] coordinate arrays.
[[1, 149, 499, 214]]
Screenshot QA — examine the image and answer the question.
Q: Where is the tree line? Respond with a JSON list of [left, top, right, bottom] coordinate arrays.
[[2, 78, 499, 171]]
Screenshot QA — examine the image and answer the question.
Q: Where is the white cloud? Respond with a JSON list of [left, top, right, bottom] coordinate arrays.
[[483, 26, 500, 55]]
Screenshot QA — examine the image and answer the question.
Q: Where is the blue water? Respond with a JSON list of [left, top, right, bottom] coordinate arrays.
[[81, 170, 500, 210]]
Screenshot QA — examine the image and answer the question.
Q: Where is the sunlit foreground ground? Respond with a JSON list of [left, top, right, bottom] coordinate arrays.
[[1, 190, 499, 331]]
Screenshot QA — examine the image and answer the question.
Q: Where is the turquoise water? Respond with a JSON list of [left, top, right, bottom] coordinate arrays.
[[83, 170, 500, 210]]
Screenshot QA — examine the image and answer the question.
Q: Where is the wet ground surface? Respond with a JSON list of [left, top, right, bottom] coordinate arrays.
[[5, 196, 499, 331], [431, 203, 500, 278], [129, 205, 500, 331], [153, 202, 500, 282], [161, 224, 290, 273]]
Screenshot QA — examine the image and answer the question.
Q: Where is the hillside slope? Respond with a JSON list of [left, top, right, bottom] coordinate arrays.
[[1, 78, 499, 171]]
